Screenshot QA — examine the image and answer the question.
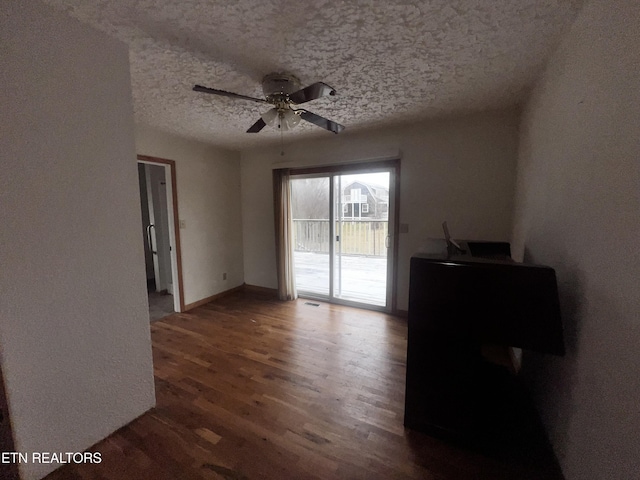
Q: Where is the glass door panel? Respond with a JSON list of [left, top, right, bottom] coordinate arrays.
[[291, 177, 330, 296], [334, 172, 390, 307]]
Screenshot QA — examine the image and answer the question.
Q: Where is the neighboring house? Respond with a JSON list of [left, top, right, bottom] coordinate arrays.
[[341, 181, 389, 220]]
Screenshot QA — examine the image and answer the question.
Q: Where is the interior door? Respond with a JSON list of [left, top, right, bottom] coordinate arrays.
[[137, 156, 183, 314], [145, 164, 173, 294]]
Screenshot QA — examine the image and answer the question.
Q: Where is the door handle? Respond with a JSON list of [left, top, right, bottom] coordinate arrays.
[[146, 224, 157, 254], [385, 234, 391, 249]]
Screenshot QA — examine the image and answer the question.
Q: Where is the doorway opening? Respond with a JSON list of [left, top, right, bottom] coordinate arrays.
[[290, 160, 399, 312], [137, 155, 184, 321]]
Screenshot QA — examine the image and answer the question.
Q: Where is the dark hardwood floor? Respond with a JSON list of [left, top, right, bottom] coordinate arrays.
[[45, 290, 561, 479]]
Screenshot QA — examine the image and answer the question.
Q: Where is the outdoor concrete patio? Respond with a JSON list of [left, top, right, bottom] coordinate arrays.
[[293, 251, 387, 306]]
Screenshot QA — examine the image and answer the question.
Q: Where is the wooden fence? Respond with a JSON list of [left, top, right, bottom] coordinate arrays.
[[293, 219, 388, 256]]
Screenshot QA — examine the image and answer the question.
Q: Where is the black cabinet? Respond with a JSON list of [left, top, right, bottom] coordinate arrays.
[[404, 252, 564, 463]]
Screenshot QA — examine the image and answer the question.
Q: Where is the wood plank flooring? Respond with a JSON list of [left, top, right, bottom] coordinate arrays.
[[45, 290, 561, 480]]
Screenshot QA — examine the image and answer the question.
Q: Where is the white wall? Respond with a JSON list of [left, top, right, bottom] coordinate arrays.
[[511, 0, 640, 477], [0, 3, 155, 479], [135, 124, 244, 306], [241, 109, 519, 310]]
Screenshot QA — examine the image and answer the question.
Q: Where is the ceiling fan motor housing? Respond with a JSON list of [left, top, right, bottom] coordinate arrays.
[[262, 73, 301, 98]]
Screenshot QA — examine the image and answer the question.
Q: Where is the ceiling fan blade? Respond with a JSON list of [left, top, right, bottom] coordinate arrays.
[[193, 85, 268, 104], [247, 117, 267, 133], [288, 82, 336, 104], [298, 109, 345, 134]]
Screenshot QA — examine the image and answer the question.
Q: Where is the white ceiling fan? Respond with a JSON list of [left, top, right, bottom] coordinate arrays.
[[193, 72, 345, 134]]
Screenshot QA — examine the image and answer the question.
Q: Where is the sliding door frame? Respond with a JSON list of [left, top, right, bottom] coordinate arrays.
[[290, 159, 401, 313]]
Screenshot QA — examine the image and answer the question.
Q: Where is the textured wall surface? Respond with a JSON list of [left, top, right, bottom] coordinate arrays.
[[135, 124, 244, 306], [511, 0, 640, 477], [44, 0, 582, 148], [0, 3, 155, 479], [241, 109, 519, 310]]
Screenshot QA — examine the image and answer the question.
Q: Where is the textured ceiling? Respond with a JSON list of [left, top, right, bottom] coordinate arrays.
[[44, 0, 583, 149]]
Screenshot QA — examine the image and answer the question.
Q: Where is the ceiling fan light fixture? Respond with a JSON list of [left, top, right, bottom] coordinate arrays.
[[260, 108, 279, 126], [280, 109, 301, 131], [261, 108, 301, 131]]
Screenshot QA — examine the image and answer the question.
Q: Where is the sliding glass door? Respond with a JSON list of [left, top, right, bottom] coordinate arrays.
[[291, 166, 396, 311]]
